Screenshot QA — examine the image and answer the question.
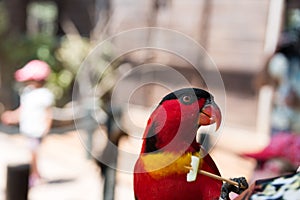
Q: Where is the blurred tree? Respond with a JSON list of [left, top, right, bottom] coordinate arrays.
[[2, 0, 96, 36], [56, 0, 95, 36], [0, 0, 104, 109], [0, 33, 60, 108]]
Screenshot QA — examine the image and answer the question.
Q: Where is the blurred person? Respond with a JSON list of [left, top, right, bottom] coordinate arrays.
[[267, 31, 300, 134], [245, 30, 300, 180], [1, 60, 54, 186]]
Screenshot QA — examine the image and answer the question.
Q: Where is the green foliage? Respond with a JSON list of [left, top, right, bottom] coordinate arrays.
[[0, 32, 115, 106], [56, 35, 91, 74], [0, 2, 114, 107], [1, 34, 57, 68], [27, 1, 58, 35], [0, 34, 67, 104]]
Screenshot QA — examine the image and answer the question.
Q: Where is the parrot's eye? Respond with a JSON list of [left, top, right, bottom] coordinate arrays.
[[180, 95, 195, 104]]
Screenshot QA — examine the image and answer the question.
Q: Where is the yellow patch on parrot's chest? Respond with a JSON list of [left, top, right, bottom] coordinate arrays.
[[140, 152, 202, 179]]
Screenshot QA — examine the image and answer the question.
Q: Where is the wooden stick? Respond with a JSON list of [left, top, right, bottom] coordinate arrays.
[[198, 170, 243, 187], [184, 166, 246, 189]]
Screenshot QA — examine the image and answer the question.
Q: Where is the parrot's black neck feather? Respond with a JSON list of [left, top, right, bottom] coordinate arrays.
[[145, 135, 158, 153], [144, 123, 159, 153]]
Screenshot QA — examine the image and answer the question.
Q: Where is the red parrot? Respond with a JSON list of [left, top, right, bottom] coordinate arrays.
[[134, 88, 223, 200]]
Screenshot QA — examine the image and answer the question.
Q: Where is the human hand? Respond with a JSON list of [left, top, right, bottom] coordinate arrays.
[[1, 110, 19, 125]]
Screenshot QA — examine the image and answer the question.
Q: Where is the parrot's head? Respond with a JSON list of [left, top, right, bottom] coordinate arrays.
[[142, 88, 221, 154]]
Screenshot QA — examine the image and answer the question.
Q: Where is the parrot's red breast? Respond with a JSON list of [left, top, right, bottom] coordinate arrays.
[[134, 88, 223, 200]]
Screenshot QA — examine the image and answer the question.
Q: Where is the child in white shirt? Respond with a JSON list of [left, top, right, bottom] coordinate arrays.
[[1, 60, 54, 186]]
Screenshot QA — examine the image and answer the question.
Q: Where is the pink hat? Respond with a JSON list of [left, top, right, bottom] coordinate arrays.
[[15, 60, 51, 82]]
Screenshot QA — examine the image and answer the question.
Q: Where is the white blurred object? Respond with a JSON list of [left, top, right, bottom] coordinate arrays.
[[186, 155, 200, 182], [268, 53, 288, 80]]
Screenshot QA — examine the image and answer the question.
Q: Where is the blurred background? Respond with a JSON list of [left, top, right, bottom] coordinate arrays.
[[0, 0, 300, 199]]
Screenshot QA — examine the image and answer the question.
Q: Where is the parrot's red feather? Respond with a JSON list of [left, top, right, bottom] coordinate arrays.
[[134, 88, 223, 200]]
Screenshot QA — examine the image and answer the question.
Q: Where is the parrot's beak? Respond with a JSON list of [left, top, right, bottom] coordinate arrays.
[[198, 102, 221, 130]]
